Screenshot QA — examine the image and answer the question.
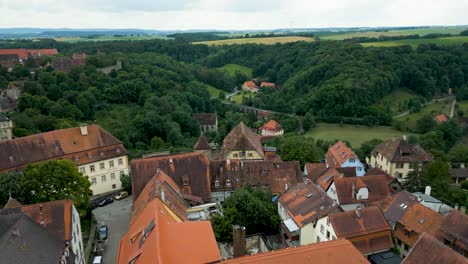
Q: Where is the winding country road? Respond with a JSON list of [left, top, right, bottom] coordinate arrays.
[[392, 95, 455, 119]]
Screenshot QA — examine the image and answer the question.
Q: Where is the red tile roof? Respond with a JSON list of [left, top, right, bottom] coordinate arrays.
[[279, 180, 337, 227], [317, 168, 343, 191], [372, 190, 419, 226], [223, 239, 369, 264], [371, 137, 432, 163], [439, 210, 468, 253], [0, 125, 126, 173], [402, 233, 467, 264], [259, 119, 283, 132], [304, 163, 328, 182], [394, 203, 443, 247], [434, 114, 449, 124], [219, 122, 264, 160], [243, 81, 257, 88], [326, 141, 357, 168], [0, 49, 28, 60], [131, 169, 188, 223], [27, 49, 58, 57], [194, 133, 211, 150], [260, 82, 275, 87], [329, 206, 394, 254], [131, 152, 211, 203], [3, 198, 22, 209], [334, 176, 392, 205], [117, 199, 220, 264], [192, 113, 217, 126]]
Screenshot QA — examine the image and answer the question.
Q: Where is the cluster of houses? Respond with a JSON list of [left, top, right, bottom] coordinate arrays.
[[241, 80, 276, 93], [0, 114, 467, 263]]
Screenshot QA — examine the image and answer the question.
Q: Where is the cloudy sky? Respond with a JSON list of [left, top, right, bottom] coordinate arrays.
[[1, 0, 467, 30]]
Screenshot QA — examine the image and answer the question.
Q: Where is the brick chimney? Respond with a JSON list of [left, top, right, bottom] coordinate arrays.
[[233, 225, 246, 258], [355, 205, 361, 219]]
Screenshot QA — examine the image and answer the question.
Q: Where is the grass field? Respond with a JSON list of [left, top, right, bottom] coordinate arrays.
[[218, 64, 253, 78], [55, 35, 168, 42], [375, 89, 424, 115], [395, 99, 453, 131], [360, 36, 468, 48], [206, 85, 224, 97], [193, 36, 314, 46], [321, 27, 468, 40], [456, 100, 468, 114], [304, 123, 415, 148]]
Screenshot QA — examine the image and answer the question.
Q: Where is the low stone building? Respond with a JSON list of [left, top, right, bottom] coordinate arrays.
[[192, 113, 218, 133]]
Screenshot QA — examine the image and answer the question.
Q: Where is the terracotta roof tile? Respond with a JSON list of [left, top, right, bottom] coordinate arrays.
[[243, 81, 257, 88], [326, 141, 357, 168], [278, 180, 337, 227], [304, 163, 328, 182], [117, 199, 220, 264], [372, 190, 419, 226], [219, 122, 264, 160], [192, 113, 217, 126], [334, 176, 393, 205], [317, 168, 343, 191], [210, 160, 302, 195], [329, 206, 394, 254], [439, 210, 468, 253], [0, 49, 28, 60], [371, 137, 432, 163], [194, 133, 211, 150], [223, 239, 369, 264], [259, 119, 283, 132], [0, 125, 126, 173], [27, 49, 58, 57], [393, 203, 443, 247], [131, 152, 211, 203], [3, 198, 22, 209], [402, 233, 467, 264], [260, 82, 275, 87], [434, 114, 449, 124]]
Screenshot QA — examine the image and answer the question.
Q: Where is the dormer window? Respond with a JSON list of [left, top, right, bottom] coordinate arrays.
[[214, 180, 220, 187], [100, 152, 104, 156], [226, 179, 231, 186], [74, 156, 79, 162], [116, 148, 121, 153], [87, 153, 93, 159], [349, 158, 355, 163]]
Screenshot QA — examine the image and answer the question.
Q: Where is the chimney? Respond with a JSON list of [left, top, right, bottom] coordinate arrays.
[[355, 205, 361, 218], [461, 163, 465, 169], [402, 135, 407, 141], [39, 204, 45, 226], [233, 225, 246, 258], [351, 182, 356, 199], [80, 124, 88, 136], [425, 186, 431, 196]]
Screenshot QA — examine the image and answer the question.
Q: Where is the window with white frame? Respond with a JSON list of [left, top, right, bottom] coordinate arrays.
[[120, 171, 124, 176], [109, 160, 114, 168], [99, 162, 105, 170], [79, 167, 85, 174], [111, 173, 116, 180], [320, 225, 324, 234], [118, 158, 123, 166], [91, 178, 96, 184], [90, 165, 95, 172], [101, 175, 106, 183]]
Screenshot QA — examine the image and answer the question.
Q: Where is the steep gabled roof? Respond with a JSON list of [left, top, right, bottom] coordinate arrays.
[[224, 239, 369, 264], [3, 198, 21, 209], [329, 206, 394, 254], [259, 119, 283, 132], [260, 81, 275, 87], [371, 137, 432, 163], [194, 133, 211, 150], [450, 167, 468, 179], [0, 125, 126, 172], [0, 113, 10, 122], [219, 122, 264, 159], [117, 199, 220, 264], [131, 152, 211, 203], [279, 180, 337, 227], [192, 113, 217, 126], [0, 49, 28, 60], [304, 162, 328, 182], [402, 233, 466, 264], [372, 190, 419, 226], [243, 81, 257, 88], [0, 212, 64, 264], [326, 141, 357, 168], [434, 114, 449, 124]]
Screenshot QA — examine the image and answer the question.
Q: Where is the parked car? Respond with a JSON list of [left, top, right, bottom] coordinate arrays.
[[90, 201, 98, 210], [92, 256, 103, 264], [98, 225, 108, 241], [97, 198, 113, 207], [115, 191, 129, 200]]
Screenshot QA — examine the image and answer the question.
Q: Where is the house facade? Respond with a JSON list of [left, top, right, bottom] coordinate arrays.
[[367, 137, 432, 181], [0, 125, 129, 196], [326, 141, 365, 176], [192, 113, 218, 133], [0, 113, 13, 141], [259, 119, 284, 136]]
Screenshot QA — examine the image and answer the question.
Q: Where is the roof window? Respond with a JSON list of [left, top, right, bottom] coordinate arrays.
[[116, 148, 121, 153]]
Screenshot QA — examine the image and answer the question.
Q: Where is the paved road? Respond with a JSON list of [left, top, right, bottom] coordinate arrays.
[[392, 95, 455, 119], [93, 196, 132, 264]]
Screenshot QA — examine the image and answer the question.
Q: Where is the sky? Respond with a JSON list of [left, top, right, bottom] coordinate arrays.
[[1, 0, 467, 30]]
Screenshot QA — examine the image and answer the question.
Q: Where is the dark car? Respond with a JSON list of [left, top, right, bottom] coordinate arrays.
[[90, 201, 98, 210], [98, 225, 108, 241], [97, 198, 113, 207]]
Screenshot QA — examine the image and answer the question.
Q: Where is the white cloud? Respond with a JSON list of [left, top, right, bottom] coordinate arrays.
[[0, 0, 466, 29]]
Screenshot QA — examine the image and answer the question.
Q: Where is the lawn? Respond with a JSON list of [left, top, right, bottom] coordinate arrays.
[[193, 36, 314, 46], [360, 36, 468, 48], [456, 100, 468, 114], [218, 64, 253, 78], [55, 35, 168, 43], [229, 91, 257, 104], [206, 84, 224, 97], [375, 88, 425, 115], [395, 99, 454, 131], [304, 123, 415, 148], [321, 27, 468, 40]]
